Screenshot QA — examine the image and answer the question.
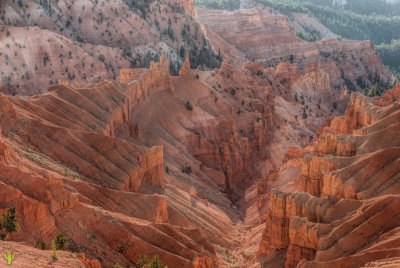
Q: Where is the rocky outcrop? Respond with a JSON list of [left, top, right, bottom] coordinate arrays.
[[259, 189, 400, 267], [171, 0, 197, 18], [0, 93, 17, 119], [185, 119, 251, 195], [0, 133, 10, 164], [76, 253, 102, 268], [275, 62, 301, 87], [375, 83, 400, 106], [292, 63, 331, 97], [0, 181, 56, 244], [179, 56, 192, 76], [259, 91, 400, 267], [286, 217, 318, 267], [258, 190, 337, 267], [127, 146, 165, 192], [197, 7, 299, 65], [4, 83, 166, 193], [298, 155, 337, 196], [313, 134, 357, 157], [0, 57, 179, 195], [339, 92, 376, 133], [193, 255, 217, 268], [317, 92, 378, 136]]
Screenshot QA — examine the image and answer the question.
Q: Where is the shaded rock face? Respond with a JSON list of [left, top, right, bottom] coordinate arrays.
[[257, 92, 400, 267]]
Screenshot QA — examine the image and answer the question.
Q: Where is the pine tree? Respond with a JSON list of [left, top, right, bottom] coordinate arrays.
[[137, 253, 148, 268], [0, 206, 19, 240], [148, 254, 165, 268]]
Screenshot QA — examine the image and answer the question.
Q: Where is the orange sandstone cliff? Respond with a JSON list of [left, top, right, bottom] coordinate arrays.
[[257, 88, 400, 267]]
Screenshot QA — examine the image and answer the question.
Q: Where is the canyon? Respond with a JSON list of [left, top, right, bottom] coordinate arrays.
[[0, 0, 399, 268]]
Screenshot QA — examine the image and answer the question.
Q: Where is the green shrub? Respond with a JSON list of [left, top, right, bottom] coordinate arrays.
[[36, 237, 47, 250], [137, 254, 167, 268], [137, 253, 148, 268], [0, 206, 19, 240], [54, 232, 69, 250], [185, 101, 193, 111], [51, 241, 58, 261], [181, 166, 192, 174], [148, 254, 166, 268]]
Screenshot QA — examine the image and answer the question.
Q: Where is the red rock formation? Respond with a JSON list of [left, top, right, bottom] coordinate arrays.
[[0, 57, 234, 267], [292, 63, 332, 98], [275, 62, 301, 87], [1, 2, 397, 268], [313, 134, 357, 157], [0, 29, 396, 267], [179, 55, 192, 76], [198, 8, 394, 93], [258, 91, 400, 267], [76, 253, 102, 268], [0, 0, 211, 95], [375, 83, 400, 106], [340, 92, 376, 133], [298, 155, 337, 196], [258, 190, 337, 261], [0, 55, 297, 267], [242, 61, 264, 75], [171, 0, 197, 18], [193, 255, 217, 268]]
